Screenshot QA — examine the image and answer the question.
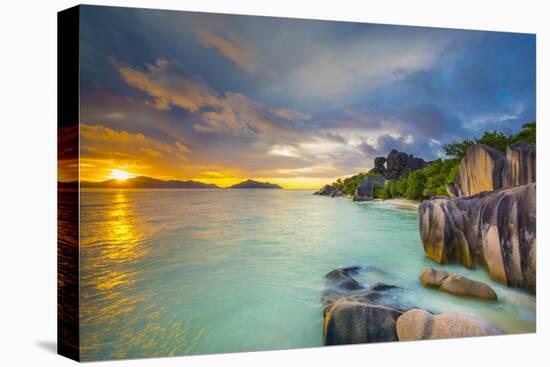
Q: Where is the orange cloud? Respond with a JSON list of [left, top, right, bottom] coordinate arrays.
[[115, 58, 221, 112], [114, 59, 308, 140], [79, 123, 190, 181]]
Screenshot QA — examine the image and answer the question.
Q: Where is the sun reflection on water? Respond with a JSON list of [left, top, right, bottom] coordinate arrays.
[[80, 189, 189, 360]]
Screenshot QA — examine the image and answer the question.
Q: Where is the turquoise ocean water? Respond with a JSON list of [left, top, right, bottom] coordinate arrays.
[[79, 189, 535, 361]]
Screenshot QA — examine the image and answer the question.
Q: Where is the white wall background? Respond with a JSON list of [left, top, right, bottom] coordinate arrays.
[[0, 0, 547, 366]]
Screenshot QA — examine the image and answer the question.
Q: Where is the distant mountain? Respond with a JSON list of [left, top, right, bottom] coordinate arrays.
[[63, 176, 219, 189], [229, 179, 282, 189]]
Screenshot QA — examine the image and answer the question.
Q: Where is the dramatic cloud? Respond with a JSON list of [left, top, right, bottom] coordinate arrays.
[[196, 26, 277, 78], [78, 7, 535, 187], [115, 58, 220, 112], [115, 58, 308, 141]]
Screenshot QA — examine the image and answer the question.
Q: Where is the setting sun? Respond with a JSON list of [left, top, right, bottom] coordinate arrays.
[[108, 169, 133, 181]]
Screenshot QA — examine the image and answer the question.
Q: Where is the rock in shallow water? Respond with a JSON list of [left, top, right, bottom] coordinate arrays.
[[396, 309, 504, 341], [420, 268, 497, 300], [322, 267, 414, 344], [420, 268, 449, 288], [418, 183, 536, 294], [325, 267, 363, 291], [324, 300, 403, 345]]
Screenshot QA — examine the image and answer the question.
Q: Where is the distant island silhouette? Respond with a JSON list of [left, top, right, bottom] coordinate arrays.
[[61, 176, 218, 189], [229, 179, 282, 189], [59, 176, 282, 189]]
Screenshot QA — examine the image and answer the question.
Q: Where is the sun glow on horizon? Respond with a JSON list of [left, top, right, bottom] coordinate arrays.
[[108, 169, 134, 181]]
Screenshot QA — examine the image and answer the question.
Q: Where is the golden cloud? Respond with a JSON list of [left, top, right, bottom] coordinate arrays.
[[114, 59, 308, 140], [79, 123, 190, 181]]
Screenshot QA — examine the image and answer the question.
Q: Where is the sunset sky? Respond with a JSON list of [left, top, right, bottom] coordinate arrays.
[[73, 5, 535, 188]]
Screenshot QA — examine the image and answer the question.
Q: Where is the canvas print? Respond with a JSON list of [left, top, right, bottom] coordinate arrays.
[[57, 5, 536, 362]]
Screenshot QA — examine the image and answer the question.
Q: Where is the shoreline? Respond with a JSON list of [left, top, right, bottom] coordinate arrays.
[[373, 198, 420, 210]]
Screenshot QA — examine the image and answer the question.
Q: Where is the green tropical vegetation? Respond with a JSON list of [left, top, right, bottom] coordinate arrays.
[[332, 171, 382, 196], [331, 122, 536, 202]]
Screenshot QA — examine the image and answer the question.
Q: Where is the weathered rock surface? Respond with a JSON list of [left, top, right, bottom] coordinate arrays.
[[353, 176, 386, 201], [386, 149, 427, 180], [440, 274, 497, 300], [418, 183, 536, 293], [503, 142, 536, 188], [321, 267, 414, 345], [396, 309, 504, 341], [329, 187, 345, 197], [420, 268, 497, 300], [325, 267, 363, 291], [368, 156, 387, 176], [420, 268, 449, 288], [314, 184, 336, 196], [446, 183, 458, 198], [354, 177, 375, 201], [455, 144, 506, 197], [455, 143, 536, 197], [324, 300, 402, 345]]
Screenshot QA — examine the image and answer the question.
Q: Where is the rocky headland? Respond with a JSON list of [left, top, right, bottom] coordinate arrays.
[[419, 143, 536, 294], [314, 148, 428, 201]]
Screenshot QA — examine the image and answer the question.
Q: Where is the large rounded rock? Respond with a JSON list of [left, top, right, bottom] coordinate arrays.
[[354, 177, 374, 201], [420, 268, 449, 288], [418, 197, 475, 268], [503, 142, 536, 188], [396, 309, 504, 341], [420, 268, 497, 300], [324, 300, 403, 345], [455, 144, 506, 197], [479, 183, 536, 292], [418, 183, 536, 294], [386, 149, 427, 179], [439, 274, 497, 300]]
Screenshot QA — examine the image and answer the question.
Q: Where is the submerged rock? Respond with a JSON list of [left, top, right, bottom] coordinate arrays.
[[418, 183, 536, 293], [324, 300, 402, 345], [396, 309, 504, 341], [420, 268, 497, 300], [325, 267, 363, 291]]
